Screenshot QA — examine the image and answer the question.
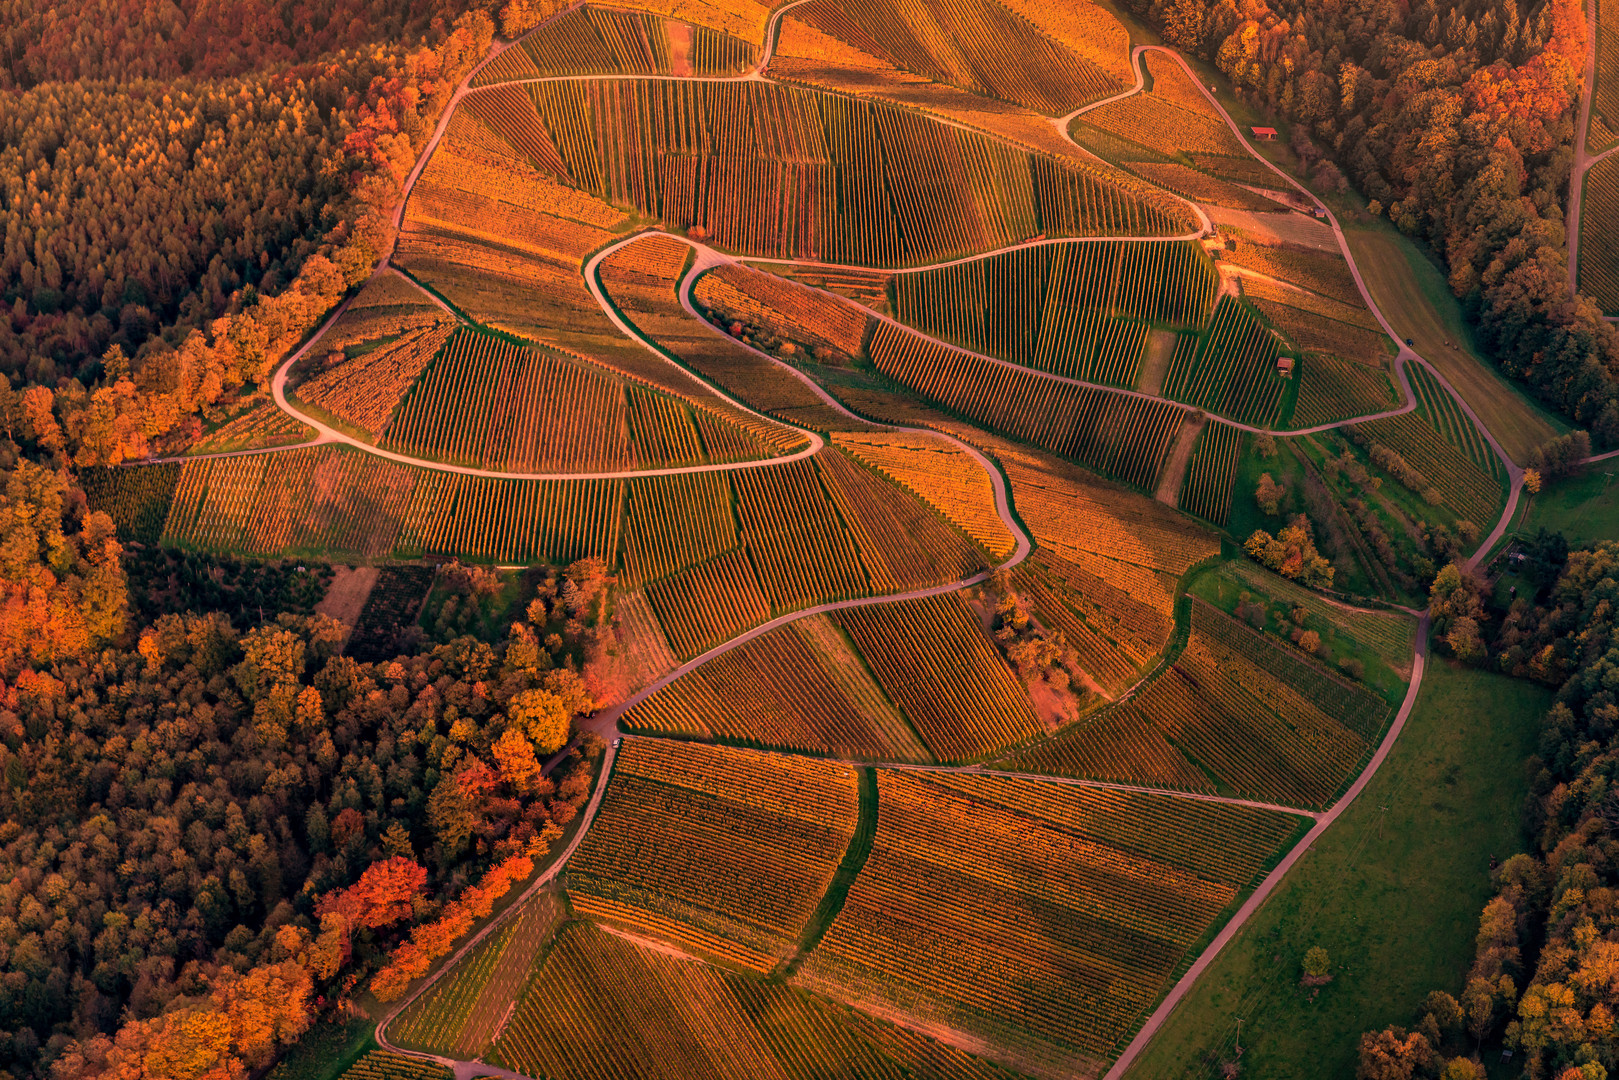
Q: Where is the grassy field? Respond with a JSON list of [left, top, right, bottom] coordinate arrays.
[[1500, 457, 1619, 550], [1189, 560, 1416, 706], [1341, 222, 1565, 464], [265, 1018, 375, 1080], [1122, 658, 1550, 1080]]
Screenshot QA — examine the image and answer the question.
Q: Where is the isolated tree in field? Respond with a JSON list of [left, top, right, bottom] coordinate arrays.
[[1255, 432, 1277, 458], [1303, 946, 1331, 980], [1429, 563, 1487, 663], [1524, 468, 1542, 496], [1255, 472, 1286, 514], [1295, 629, 1321, 654]]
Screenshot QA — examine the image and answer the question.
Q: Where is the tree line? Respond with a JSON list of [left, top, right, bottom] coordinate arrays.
[[1357, 539, 1619, 1079]]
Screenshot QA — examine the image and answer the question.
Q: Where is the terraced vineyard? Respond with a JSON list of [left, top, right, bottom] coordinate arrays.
[[476, 79, 1191, 267], [390, 893, 567, 1058], [1354, 411, 1504, 529], [891, 241, 1217, 384], [794, 771, 1307, 1074], [473, 6, 755, 83], [566, 739, 860, 970], [90, 7, 1480, 1080], [1012, 602, 1391, 807], [832, 431, 1017, 558], [623, 613, 932, 760], [1579, 155, 1619, 312], [869, 320, 1186, 491], [835, 593, 1043, 761], [1177, 420, 1242, 525], [488, 920, 1030, 1080], [1161, 296, 1286, 427]]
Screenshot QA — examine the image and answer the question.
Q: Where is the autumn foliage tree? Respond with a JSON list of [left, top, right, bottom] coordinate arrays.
[[1245, 515, 1335, 588], [0, 459, 126, 669]]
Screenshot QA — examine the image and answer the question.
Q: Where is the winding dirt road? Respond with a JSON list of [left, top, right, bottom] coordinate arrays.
[[284, 14, 1556, 1080]]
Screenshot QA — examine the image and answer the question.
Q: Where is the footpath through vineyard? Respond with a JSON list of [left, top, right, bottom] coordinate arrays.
[[1570, 0, 1619, 313], [270, 7, 1584, 1080], [155, 0, 1481, 486]]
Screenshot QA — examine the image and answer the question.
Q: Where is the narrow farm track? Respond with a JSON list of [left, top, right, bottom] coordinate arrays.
[[1105, 616, 1433, 1079], [245, 14, 1561, 1080], [1569, 0, 1616, 302], [372, 738, 618, 1076]]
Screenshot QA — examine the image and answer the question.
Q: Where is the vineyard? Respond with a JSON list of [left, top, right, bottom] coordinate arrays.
[[1404, 362, 1507, 482], [1125, 161, 1278, 210], [598, 238, 853, 434], [834, 593, 1043, 761], [473, 6, 755, 84], [80, 464, 180, 544], [380, 328, 635, 472], [621, 472, 737, 587], [190, 401, 314, 455], [1008, 551, 1153, 696], [817, 449, 990, 591], [390, 893, 567, 1058], [645, 549, 772, 660], [692, 263, 871, 360], [1074, 53, 1248, 159], [832, 431, 1017, 558], [1220, 231, 1365, 308], [732, 457, 870, 609], [395, 472, 623, 564], [776, 0, 1127, 115], [90, 448, 632, 564], [794, 771, 1304, 1072], [296, 325, 456, 440], [891, 241, 1217, 384], [999, 443, 1218, 607], [1177, 420, 1242, 525], [1596, 0, 1619, 151], [1288, 353, 1399, 428], [488, 919, 1029, 1080], [336, 1051, 449, 1080], [318, 271, 449, 352], [566, 739, 859, 970], [1241, 275, 1391, 370], [1354, 410, 1504, 528], [622, 612, 932, 761], [1012, 602, 1388, 808], [1161, 296, 1287, 427], [473, 79, 1190, 267], [159, 448, 419, 557], [868, 320, 1186, 491]]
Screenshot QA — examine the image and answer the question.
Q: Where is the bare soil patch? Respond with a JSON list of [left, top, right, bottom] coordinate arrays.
[[316, 566, 379, 647], [1154, 416, 1206, 508], [1137, 328, 1178, 395]]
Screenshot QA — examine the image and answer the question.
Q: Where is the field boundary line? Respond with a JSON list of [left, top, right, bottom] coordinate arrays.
[[1105, 614, 1431, 1078]]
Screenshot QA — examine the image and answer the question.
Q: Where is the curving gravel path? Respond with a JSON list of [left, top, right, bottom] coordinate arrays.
[[283, 18, 1561, 1080]]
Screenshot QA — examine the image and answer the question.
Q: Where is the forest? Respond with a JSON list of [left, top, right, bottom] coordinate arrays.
[[0, 455, 607, 1079]]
